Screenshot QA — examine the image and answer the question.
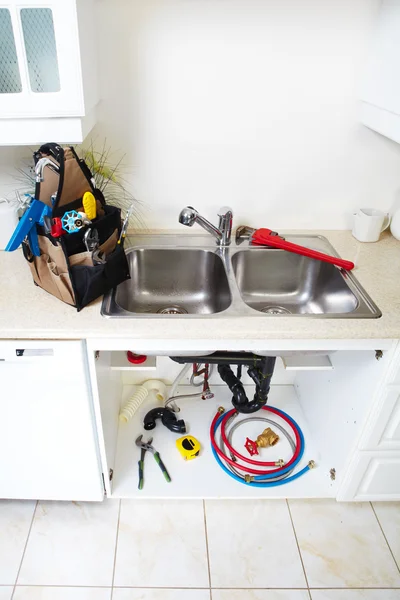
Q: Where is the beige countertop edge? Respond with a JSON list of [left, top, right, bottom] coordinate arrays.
[[0, 229, 399, 342]]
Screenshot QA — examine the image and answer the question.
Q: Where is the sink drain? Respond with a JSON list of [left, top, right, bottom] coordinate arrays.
[[260, 306, 292, 315], [157, 306, 188, 315]]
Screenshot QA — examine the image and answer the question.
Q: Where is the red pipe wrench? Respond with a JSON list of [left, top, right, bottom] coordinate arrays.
[[250, 228, 354, 271]]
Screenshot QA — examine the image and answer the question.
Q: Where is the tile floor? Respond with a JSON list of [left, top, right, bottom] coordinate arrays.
[[0, 499, 399, 600]]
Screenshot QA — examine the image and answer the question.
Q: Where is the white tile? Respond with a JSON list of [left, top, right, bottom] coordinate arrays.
[[113, 590, 209, 600], [18, 500, 120, 586], [114, 500, 208, 588], [212, 591, 310, 600], [289, 499, 400, 588], [0, 500, 36, 584], [310, 591, 400, 600], [13, 588, 111, 600], [0, 588, 13, 600], [373, 502, 400, 566], [205, 500, 306, 588]]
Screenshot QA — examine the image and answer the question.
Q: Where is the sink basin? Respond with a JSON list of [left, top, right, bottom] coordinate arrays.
[[232, 250, 359, 315], [114, 248, 231, 315], [101, 234, 381, 319]]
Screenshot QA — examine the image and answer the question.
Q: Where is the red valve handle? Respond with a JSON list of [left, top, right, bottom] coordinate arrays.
[[244, 437, 259, 456]]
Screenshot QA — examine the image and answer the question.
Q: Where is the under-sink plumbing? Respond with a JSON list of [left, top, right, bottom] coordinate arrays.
[[170, 352, 276, 414], [178, 206, 233, 246]]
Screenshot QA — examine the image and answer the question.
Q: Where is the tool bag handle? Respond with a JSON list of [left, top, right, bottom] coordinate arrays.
[[34, 143, 65, 215], [33, 143, 105, 218]]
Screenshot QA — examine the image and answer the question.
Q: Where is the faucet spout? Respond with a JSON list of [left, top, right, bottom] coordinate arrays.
[[178, 206, 233, 246]]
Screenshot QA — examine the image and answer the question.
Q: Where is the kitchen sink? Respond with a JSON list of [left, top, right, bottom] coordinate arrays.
[[101, 234, 381, 319], [232, 250, 359, 315], [113, 248, 231, 315]]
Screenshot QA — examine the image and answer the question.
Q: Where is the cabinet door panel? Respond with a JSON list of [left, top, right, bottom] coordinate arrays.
[[0, 340, 103, 501], [381, 394, 400, 445], [361, 386, 400, 450], [338, 452, 400, 501], [359, 456, 400, 499], [359, 345, 400, 451]]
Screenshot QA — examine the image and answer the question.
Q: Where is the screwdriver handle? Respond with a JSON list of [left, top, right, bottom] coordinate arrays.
[[153, 451, 171, 483], [138, 460, 144, 490]]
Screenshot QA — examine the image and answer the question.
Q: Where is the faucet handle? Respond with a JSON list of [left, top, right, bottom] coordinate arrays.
[[217, 206, 233, 246], [217, 206, 233, 217]]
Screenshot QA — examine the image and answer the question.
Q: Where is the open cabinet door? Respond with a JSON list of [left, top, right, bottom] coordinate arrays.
[[86, 347, 123, 497], [0, 340, 104, 501]]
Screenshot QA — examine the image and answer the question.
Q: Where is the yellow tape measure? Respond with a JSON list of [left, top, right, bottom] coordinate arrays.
[[176, 435, 201, 460]]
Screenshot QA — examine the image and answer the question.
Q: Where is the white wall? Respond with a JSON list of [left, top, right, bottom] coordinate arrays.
[[0, 147, 31, 202], [94, 0, 400, 230]]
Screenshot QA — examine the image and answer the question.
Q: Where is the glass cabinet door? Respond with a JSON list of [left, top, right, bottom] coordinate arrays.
[[20, 8, 60, 93], [0, 8, 22, 94]]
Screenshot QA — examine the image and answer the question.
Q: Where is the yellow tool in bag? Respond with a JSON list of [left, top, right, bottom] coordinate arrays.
[[176, 435, 201, 460], [82, 191, 97, 220]]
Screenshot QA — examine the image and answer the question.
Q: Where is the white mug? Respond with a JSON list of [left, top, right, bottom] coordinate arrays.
[[352, 208, 390, 243]]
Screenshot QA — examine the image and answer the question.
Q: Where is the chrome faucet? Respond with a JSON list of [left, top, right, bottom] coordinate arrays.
[[178, 206, 233, 246]]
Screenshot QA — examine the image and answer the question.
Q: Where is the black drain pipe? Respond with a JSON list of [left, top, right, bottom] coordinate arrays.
[[170, 353, 276, 414]]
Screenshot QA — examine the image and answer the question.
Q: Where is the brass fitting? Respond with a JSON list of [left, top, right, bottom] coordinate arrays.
[[256, 427, 279, 448], [244, 474, 254, 483], [308, 460, 316, 469], [217, 406, 225, 414], [275, 459, 285, 467]]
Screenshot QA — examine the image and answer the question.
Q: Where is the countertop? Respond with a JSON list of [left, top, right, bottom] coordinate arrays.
[[0, 230, 399, 342]]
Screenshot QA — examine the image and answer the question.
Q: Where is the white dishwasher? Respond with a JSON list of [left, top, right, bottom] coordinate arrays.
[[0, 340, 104, 501]]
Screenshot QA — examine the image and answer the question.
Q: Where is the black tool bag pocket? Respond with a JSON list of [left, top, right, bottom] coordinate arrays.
[[63, 205, 122, 257], [70, 243, 130, 311]]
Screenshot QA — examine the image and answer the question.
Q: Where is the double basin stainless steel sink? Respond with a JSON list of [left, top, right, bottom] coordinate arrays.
[[101, 234, 381, 318]]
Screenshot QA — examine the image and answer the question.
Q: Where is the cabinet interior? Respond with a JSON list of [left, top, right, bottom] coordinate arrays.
[[91, 349, 388, 499]]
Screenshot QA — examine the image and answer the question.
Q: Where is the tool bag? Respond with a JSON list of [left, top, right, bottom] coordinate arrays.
[[24, 143, 130, 311]]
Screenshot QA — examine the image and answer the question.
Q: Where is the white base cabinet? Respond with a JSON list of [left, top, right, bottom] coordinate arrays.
[[0, 340, 103, 501], [87, 341, 400, 502], [1, 337, 400, 502]]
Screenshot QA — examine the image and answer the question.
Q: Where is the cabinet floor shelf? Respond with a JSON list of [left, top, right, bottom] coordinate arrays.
[[109, 385, 336, 499]]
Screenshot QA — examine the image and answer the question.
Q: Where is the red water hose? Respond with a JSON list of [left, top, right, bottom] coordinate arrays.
[[210, 406, 302, 476]]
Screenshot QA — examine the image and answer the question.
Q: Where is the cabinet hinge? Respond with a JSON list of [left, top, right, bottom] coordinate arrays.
[[375, 350, 383, 361], [330, 468, 336, 481]]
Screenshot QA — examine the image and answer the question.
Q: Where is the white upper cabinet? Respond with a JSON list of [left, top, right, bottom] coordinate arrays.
[[360, 0, 400, 144], [0, 0, 98, 145]]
